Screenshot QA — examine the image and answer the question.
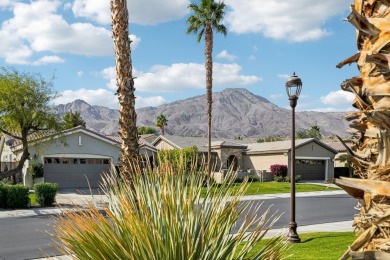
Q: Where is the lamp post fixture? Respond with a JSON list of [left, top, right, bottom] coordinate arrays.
[[285, 72, 302, 243]]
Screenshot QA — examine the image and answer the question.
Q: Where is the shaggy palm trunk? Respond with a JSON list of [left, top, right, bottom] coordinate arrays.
[[110, 0, 139, 173], [336, 1, 390, 258], [205, 24, 213, 179]]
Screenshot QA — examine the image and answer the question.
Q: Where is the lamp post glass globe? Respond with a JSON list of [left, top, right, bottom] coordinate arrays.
[[286, 72, 301, 243]]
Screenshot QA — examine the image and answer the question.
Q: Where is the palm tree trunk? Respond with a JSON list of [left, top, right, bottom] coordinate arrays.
[[205, 24, 213, 180], [336, 1, 390, 258], [110, 0, 139, 174]]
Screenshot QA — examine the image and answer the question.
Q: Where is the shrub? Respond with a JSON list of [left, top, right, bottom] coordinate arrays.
[[284, 176, 290, 182], [295, 175, 302, 183], [270, 164, 288, 177], [54, 157, 286, 259], [0, 184, 6, 208], [2, 184, 29, 208], [274, 176, 284, 182], [34, 182, 59, 206]]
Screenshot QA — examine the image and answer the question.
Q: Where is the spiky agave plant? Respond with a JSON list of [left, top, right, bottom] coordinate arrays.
[[53, 157, 286, 260], [336, 0, 390, 258]]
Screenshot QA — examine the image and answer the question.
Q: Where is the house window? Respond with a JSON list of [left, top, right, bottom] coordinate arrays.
[[87, 159, 95, 164], [54, 158, 60, 164], [78, 136, 82, 146], [80, 158, 87, 164], [45, 158, 52, 164], [62, 158, 69, 164], [103, 159, 110, 164], [73, 158, 79, 164], [95, 159, 102, 164]]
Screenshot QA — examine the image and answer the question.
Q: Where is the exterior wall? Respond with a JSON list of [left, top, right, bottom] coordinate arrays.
[[216, 147, 245, 171], [11, 132, 120, 188], [243, 153, 287, 172], [154, 139, 176, 150], [288, 142, 336, 180], [334, 152, 348, 167]]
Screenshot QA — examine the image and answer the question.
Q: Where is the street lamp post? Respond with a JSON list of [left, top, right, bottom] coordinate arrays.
[[285, 72, 302, 243]]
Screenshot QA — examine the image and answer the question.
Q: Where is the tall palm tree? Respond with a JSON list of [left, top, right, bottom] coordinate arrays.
[[187, 0, 227, 179], [336, 0, 390, 258], [110, 0, 139, 173], [155, 114, 168, 135]]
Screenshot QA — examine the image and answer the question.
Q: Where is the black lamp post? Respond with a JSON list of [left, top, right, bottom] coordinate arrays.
[[285, 72, 302, 243]]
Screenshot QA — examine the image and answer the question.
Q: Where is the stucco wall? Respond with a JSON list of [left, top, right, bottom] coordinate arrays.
[[243, 153, 287, 172], [154, 139, 176, 150]]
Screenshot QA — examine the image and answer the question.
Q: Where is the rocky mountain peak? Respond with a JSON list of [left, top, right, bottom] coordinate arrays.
[[55, 88, 350, 138]]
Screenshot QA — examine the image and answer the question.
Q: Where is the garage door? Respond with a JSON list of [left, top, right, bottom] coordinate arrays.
[[295, 159, 325, 180], [44, 157, 111, 189]]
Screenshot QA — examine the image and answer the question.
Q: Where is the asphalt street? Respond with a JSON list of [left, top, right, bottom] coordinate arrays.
[[0, 193, 358, 260]]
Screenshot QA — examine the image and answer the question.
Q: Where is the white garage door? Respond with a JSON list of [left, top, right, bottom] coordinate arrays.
[[44, 157, 111, 189]]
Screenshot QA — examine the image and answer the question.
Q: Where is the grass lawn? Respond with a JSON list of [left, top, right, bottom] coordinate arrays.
[[246, 232, 355, 259], [29, 193, 37, 206], [202, 182, 340, 196]]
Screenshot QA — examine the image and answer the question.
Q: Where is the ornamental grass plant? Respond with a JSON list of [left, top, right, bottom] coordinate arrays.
[[53, 157, 286, 260]]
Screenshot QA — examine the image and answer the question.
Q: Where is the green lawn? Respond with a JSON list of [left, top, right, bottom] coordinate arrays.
[[29, 193, 37, 206], [246, 232, 355, 259], [202, 182, 339, 196]]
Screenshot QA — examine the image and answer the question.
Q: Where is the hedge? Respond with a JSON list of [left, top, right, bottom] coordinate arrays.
[[34, 182, 59, 207], [0, 184, 29, 209]]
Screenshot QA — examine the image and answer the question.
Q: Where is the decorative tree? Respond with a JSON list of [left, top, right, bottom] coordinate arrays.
[[0, 67, 60, 180], [155, 114, 168, 135], [62, 111, 86, 129], [186, 0, 227, 179], [336, 1, 390, 258], [110, 0, 139, 173]]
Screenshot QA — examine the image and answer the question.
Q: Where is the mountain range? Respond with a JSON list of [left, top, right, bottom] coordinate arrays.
[[55, 88, 351, 138]]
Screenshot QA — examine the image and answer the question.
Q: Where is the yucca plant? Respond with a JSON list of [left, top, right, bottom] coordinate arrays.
[[53, 157, 286, 259]]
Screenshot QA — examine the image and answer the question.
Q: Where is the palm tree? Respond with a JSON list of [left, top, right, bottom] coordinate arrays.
[[336, 1, 390, 258], [186, 0, 227, 179], [110, 0, 139, 173], [155, 114, 168, 135]]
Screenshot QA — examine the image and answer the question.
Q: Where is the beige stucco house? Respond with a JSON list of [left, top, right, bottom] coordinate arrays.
[[152, 135, 338, 181]]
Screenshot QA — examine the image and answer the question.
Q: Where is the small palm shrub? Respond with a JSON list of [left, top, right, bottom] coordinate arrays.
[[54, 158, 286, 259]]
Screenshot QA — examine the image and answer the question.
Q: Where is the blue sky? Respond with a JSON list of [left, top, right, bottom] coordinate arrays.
[[0, 0, 358, 111]]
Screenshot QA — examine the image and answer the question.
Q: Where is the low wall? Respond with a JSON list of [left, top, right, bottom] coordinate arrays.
[[212, 169, 273, 184]]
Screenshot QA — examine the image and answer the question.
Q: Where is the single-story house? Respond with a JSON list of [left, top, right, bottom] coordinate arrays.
[[1, 126, 157, 189], [152, 135, 338, 181]]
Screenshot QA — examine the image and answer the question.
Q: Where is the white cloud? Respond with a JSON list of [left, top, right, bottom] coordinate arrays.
[[320, 90, 355, 107], [101, 63, 261, 93], [269, 93, 283, 100], [137, 96, 167, 108], [55, 88, 119, 109], [72, 0, 189, 25], [77, 71, 84, 77], [55, 88, 165, 109], [216, 50, 237, 61], [0, 0, 13, 9], [0, 0, 140, 65], [277, 74, 290, 80], [224, 0, 349, 42], [32, 55, 65, 66]]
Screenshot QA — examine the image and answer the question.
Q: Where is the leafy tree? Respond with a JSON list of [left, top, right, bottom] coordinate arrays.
[[296, 124, 322, 139], [155, 114, 168, 135], [187, 0, 227, 179], [62, 111, 86, 129], [138, 126, 157, 135], [110, 0, 139, 173], [0, 67, 61, 180]]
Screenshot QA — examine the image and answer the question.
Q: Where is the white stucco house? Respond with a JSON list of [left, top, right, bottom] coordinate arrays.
[[1, 126, 157, 189]]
